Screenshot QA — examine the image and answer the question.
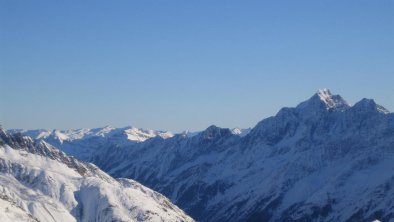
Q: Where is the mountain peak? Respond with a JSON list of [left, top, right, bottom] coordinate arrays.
[[352, 98, 390, 114], [316, 88, 333, 101], [200, 125, 232, 140], [297, 89, 350, 111], [231, 127, 251, 137], [316, 88, 350, 110]]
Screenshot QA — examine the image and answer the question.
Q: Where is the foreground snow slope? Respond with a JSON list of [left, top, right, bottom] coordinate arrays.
[[0, 129, 194, 222]]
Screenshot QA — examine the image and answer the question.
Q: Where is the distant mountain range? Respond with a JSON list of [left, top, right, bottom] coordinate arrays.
[[6, 89, 393, 222], [7, 126, 174, 161], [8, 126, 250, 162]]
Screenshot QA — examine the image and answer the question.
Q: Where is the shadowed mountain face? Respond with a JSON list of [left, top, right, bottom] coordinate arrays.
[[10, 89, 394, 222]]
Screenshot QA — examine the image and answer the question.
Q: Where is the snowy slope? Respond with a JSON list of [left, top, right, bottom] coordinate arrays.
[[0, 129, 193, 222]]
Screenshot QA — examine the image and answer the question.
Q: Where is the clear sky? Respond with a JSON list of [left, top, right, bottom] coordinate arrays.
[[1, 0, 393, 132]]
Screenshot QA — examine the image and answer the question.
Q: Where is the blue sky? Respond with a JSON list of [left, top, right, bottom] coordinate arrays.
[[1, 0, 393, 132]]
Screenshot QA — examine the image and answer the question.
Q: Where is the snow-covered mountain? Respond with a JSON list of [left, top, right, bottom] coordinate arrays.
[[182, 127, 251, 138], [9, 126, 174, 144], [8, 126, 174, 161], [231, 127, 251, 137], [9, 89, 394, 222], [0, 128, 194, 222]]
